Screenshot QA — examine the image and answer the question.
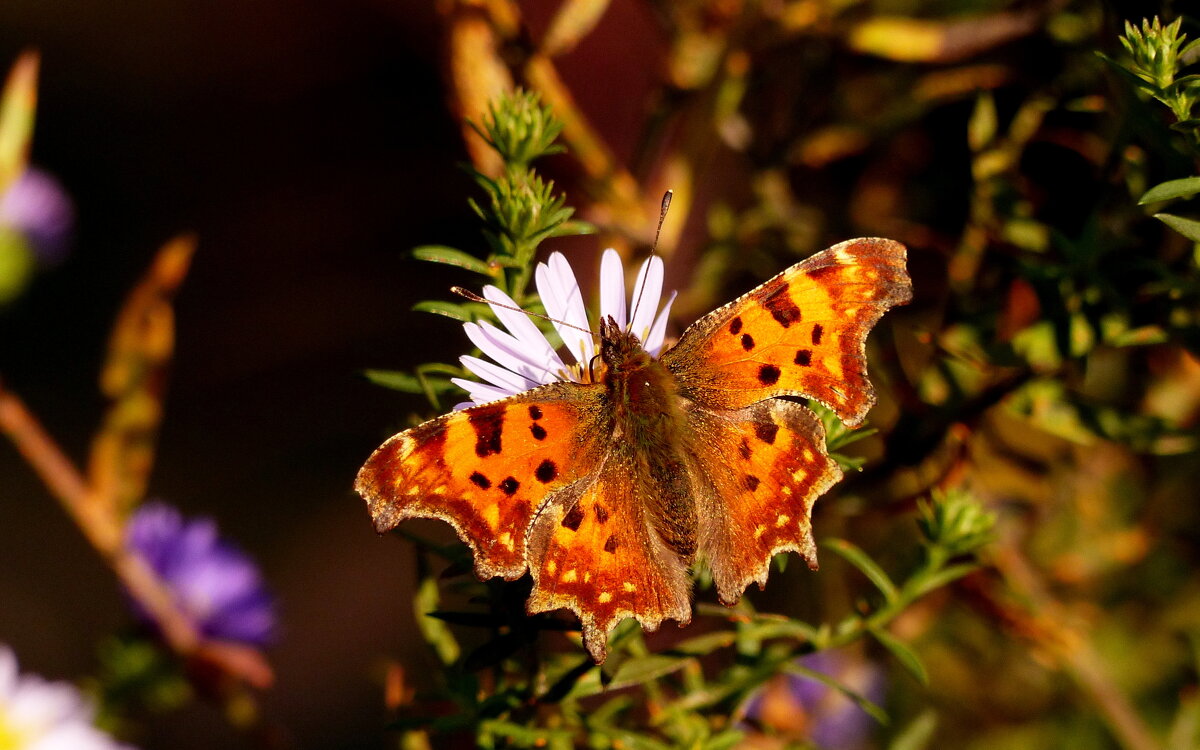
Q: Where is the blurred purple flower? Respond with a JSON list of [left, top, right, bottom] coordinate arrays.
[[0, 167, 74, 266], [740, 650, 885, 750], [125, 502, 276, 647], [0, 643, 134, 750]]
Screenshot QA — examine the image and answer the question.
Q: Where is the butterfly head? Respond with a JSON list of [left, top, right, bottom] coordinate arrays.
[[599, 315, 654, 375]]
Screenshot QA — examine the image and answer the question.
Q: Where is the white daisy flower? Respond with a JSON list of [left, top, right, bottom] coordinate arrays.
[[0, 644, 134, 750], [452, 249, 677, 408]]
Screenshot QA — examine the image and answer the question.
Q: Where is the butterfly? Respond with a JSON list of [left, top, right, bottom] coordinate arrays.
[[356, 238, 912, 662]]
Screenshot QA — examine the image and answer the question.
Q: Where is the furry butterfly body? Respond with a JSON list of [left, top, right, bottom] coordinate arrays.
[[356, 237, 912, 662]]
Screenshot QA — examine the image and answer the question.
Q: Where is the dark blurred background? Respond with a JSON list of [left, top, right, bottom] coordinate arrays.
[[0, 2, 474, 747]]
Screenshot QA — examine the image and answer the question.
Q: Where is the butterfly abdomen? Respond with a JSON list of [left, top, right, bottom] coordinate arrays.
[[601, 324, 698, 560]]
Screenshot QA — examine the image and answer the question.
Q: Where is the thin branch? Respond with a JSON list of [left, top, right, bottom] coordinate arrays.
[[0, 382, 200, 651]]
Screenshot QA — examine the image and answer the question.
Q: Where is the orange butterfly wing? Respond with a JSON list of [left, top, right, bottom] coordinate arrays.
[[662, 238, 911, 426], [525, 465, 692, 662], [354, 383, 606, 580], [687, 399, 841, 604]]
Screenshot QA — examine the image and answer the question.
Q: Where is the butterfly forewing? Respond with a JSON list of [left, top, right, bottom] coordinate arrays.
[[662, 238, 911, 426], [687, 399, 841, 604], [355, 382, 607, 580]]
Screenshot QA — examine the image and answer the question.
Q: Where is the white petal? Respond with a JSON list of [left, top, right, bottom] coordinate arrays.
[[481, 286, 566, 373], [599, 248, 627, 331], [535, 253, 593, 364], [645, 290, 678, 356], [463, 321, 559, 384], [0, 645, 17, 700], [452, 401, 474, 411], [627, 256, 664, 344], [450, 378, 514, 405], [460, 355, 535, 394]]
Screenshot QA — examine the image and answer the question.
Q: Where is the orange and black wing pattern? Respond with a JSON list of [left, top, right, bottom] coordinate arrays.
[[688, 399, 841, 604], [355, 382, 606, 580], [525, 460, 693, 662], [662, 238, 911, 426]]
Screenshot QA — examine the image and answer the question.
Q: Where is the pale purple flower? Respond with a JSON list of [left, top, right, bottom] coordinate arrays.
[[0, 168, 73, 266], [452, 249, 677, 408], [0, 644, 134, 750], [124, 502, 276, 647], [740, 650, 885, 750]]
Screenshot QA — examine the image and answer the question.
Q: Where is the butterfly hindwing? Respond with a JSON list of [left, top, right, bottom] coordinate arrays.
[[525, 460, 693, 662], [687, 398, 841, 604], [354, 382, 606, 580], [662, 238, 911, 426]]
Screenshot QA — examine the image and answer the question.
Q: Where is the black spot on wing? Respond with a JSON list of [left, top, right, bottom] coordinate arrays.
[[739, 438, 752, 459], [755, 422, 778, 444], [794, 349, 812, 366], [499, 477, 520, 496], [762, 283, 802, 328], [595, 504, 609, 523], [530, 423, 547, 440], [562, 503, 584, 531], [468, 405, 505, 457], [741, 334, 755, 351], [729, 317, 742, 335], [745, 475, 760, 491], [469, 472, 491, 489], [758, 364, 781, 385], [604, 534, 619, 553], [529, 405, 543, 420], [812, 324, 824, 345], [535, 459, 558, 483]]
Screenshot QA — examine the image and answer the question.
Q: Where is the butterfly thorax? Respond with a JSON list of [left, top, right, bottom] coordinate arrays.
[[599, 316, 698, 559]]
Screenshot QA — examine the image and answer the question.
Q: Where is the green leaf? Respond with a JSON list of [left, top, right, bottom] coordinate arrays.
[[911, 562, 980, 597], [701, 729, 747, 750], [1155, 213, 1200, 242], [784, 662, 889, 726], [888, 710, 939, 750], [669, 631, 737, 655], [868, 626, 929, 686], [606, 654, 690, 690], [824, 538, 900, 604], [599, 729, 673, 750], [412, 300, 476, 321], [414, 577, 461, 665], [1139, 177, 1200, 204], [549, 219, 597, 237], [412, 245, 495, 276], [363, 369, 422, 393]]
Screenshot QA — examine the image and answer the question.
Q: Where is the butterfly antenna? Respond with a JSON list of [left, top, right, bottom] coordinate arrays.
[[451, 287, 596, 336], [628, 189, 673, 332]]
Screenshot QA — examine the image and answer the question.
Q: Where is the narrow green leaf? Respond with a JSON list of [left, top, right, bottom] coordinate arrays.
[[824, 538, 900, 603], [784, 663, 889, 726], [869, 626, 929, 686], [600, 729, 673, 750], [414, 578, 460, 665], [412, 300, 475, 321], [1139, 176, 1200, 204], [550, 219, 597, 237], [412, 245, 495, 276], [701, 729, 747, 750], [1156, 213, 1200, 242], [362, 369, 422, 393], [911, 562, 980, 597], [888, 710, 939, 750], [669, 631, 736, 655], [606, 655, 690, 690]]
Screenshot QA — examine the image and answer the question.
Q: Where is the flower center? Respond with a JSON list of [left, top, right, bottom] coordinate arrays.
[[0, 708, 28, 750]]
